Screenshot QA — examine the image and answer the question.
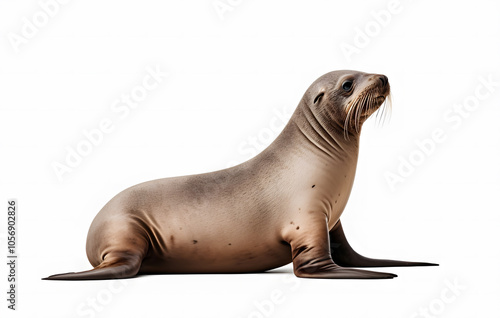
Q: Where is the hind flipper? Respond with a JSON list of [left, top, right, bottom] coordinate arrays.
[[43, 252, 144, 280], [329, 220, 438, 267]]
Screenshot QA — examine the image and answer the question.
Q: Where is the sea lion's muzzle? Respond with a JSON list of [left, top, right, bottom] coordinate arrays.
[[367, 75, 390, 106], [378, 75, 388, 87], [371, 74, 390, 97]]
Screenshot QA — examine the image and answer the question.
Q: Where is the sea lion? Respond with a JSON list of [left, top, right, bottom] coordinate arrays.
[[44, 70, 437, 280]]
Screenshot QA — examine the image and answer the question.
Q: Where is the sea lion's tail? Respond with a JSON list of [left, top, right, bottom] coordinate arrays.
[[42, 253, 143, 280]]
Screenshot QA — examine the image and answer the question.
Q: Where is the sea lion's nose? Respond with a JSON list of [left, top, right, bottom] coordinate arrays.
[[378, 75, 388, 87]]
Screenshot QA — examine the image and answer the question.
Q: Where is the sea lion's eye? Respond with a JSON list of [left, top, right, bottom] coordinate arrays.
[[342, 80, 353, 92]]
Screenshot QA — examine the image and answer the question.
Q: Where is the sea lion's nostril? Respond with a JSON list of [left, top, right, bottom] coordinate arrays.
[[379, 76, 387, 86]]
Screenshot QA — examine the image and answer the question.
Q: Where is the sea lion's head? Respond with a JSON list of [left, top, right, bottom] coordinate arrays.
[[305, 70, 391, 139]]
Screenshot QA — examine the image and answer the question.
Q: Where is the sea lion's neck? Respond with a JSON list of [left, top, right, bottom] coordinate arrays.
[[285, 100, 361, 163], [243, 98, 363, 179]]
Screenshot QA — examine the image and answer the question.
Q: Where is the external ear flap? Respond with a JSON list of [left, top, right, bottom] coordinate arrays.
[[313, 92, 324, 104]]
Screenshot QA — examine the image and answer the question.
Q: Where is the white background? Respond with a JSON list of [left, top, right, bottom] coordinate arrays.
[[1, 0, 499, 317]]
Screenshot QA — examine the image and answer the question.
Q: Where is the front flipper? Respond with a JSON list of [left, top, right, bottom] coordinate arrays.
[[329, 220, 438, 267], [288, 213, 396, 279]]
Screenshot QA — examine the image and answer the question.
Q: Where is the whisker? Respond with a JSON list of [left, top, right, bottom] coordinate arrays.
[[357, 93, 369, 133], [354, 96, 361, 133], [356, 93, 366, 133], [381, 93, 392, 126], [375, 100, 383, 126], [373, 92, 392, 128], [385, 93, 392, 124], [344, 88, 392, 138], [344, 100, 354, 140], [375, 101, 385, 127]]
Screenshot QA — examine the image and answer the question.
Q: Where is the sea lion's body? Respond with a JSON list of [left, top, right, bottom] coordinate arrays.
[[87, 123, 356, 274], [45, 70, 436, 280]]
